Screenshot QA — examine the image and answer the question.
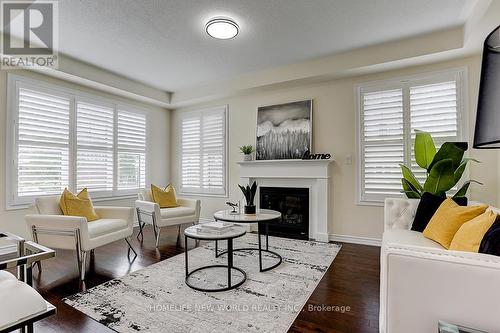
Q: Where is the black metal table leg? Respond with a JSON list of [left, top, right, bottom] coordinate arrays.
[[216, 221, 282, 273], [215, 239, 218, 257], [185, 235, 246, 292], [265, 223, 269, 251], [258, 223, 263, 272], [185, 235, 188, 277], [227, 239, 233, 288]]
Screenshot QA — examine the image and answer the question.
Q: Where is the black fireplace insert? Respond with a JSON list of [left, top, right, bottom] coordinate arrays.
[[259, 187, 309, 240]]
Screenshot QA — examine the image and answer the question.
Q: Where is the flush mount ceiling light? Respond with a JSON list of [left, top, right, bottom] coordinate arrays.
[[205, 18, 239, 39]]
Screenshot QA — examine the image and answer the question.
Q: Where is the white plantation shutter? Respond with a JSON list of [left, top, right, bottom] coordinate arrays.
[[76, 101, 114, 195], [117, 110, 146, 191], [360, 88, 404, 201], [7, 75, 150, 207], [410, 81, 459, 184], [16, 87, 70, 199], [181, 117, 201, 189], [358, 70, 464, 204], [181, 106, 227, 195]]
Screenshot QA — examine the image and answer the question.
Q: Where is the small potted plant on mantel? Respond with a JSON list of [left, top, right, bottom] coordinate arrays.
[[239, 145, 254, 161], [238, 181, 257, 215]]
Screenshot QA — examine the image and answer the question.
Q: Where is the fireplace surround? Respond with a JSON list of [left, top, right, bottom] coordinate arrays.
[[238, 159, 333, 242]]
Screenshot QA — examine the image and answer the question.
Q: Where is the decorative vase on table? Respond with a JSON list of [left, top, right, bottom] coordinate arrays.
[[243, 154, 252, 161], [238, 181, 257, 215]]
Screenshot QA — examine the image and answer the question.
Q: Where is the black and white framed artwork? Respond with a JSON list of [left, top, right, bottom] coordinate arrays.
[[256, 100, 312, 160]]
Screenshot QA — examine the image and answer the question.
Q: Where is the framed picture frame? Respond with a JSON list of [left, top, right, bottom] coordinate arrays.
[[256, 99, 312, 160]]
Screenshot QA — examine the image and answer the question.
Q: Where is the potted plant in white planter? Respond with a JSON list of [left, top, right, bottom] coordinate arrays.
[[239, 145, 254, 161]]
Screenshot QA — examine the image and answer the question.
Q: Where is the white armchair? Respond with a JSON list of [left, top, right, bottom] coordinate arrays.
[[135, 189, 201, 247], [25, 196, 135, 280]]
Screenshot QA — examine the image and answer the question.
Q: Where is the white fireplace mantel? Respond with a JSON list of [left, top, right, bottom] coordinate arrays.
[[237, 158, 334, 242]]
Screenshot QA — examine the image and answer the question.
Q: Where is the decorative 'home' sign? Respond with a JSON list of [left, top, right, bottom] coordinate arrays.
[[302, 150, 331, 160]]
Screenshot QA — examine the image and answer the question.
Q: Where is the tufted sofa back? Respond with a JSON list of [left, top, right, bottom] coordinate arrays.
[[384, 198, 498, 231], [384, 198, 420, 230]]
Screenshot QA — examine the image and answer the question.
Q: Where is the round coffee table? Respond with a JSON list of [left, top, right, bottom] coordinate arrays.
[[184, 224, 247, 292], [213, 209, 282, 272]]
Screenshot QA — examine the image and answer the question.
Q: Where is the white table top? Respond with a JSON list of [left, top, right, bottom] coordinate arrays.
[[213, 209, 281, 223], [184, 224, 246, 240]]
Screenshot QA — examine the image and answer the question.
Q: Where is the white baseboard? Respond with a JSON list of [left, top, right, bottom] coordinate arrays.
[[200, 218, 381, 246], [329, 233, 381, 247]]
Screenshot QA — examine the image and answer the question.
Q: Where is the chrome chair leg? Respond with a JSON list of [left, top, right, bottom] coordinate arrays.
[[137, 223, 145, 240], [80, 251, 87, 281], [176, 225, 182, 247], [155, 228, 161, 248], [125, 237, 137, 257], [136, 208, 145, 241]]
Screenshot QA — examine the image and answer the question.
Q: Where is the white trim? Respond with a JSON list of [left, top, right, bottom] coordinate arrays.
[[5, 194, 138, 211], [5, 73, 151, 209], [356, 67, 468, 206], [193, 222, 382, 247], [329, 233, 381, 247]]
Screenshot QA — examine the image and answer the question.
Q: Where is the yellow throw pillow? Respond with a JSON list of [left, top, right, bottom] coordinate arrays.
[[423, 198, 488, 249], [449, 210, 497, 252], [151, 184, 179, 208], [59, 188, 99, 222]]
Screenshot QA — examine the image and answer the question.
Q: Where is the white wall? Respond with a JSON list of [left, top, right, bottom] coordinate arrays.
[[0, 69, 171, 238], [170, 55, 498, 242]]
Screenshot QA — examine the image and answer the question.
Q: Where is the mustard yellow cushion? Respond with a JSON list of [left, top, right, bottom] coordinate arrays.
[[449, 210, 497, 252], [423, 198, 487, 249], [151, 184, 179, 208], [59, 188, 99, 222]]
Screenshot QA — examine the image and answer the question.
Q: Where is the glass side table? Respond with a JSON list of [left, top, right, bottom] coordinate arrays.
[[0, 231, 56, 286], [439, 321, 489, 333], [0, 231, 56, 332]]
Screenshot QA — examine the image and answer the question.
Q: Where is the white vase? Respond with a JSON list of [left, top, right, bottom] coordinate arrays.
[[243, 154, 252, 161]]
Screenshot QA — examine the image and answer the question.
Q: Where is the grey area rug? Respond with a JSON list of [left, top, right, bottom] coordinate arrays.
[[64, 234, 341, 333]]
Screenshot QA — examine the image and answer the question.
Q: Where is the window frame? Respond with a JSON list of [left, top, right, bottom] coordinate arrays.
[[356, 68, 468, 206], [6, 74, 150, 209], [178, 105, 229, 198]]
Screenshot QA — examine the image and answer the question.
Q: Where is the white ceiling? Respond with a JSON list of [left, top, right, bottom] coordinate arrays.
[[58, 0, 474, 92]]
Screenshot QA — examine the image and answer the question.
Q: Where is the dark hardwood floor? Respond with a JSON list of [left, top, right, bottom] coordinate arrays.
[[25, 226, 380, 333]]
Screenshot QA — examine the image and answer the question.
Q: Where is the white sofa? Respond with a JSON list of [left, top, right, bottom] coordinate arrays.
[[135, 189, 201, 247], [380, 198, 500, 333], [25, 196, 135, 280]]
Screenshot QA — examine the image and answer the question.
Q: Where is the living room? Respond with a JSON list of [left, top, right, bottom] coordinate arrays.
[[1, 1, 500, 332]]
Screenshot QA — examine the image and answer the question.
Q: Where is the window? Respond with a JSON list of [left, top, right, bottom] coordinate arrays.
[[180, 106, 227, 196], [357, 69, 465, 204], [76, 101, 114, 197], [16, 87, 70, 198], [7, 75, 148, 208], [117, 109, 146, 191]]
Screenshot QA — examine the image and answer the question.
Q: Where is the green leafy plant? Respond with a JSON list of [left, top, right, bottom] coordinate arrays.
[[239, 145, 254, 154], [238, 181, 257, 206], [400, 130, 481, 199]]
